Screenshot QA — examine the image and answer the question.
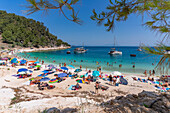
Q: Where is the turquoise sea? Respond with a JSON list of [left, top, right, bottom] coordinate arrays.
[[18, 46, 162, 75]]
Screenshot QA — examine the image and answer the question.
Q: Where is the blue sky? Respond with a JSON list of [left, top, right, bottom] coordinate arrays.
[[0, 0, 163, 46]]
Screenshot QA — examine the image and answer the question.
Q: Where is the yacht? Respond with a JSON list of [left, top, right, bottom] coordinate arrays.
[[74, 47, 87, 54], [137, 42, 142, 51], [108, 48, 122, 55], [108, 36, 122, 55]]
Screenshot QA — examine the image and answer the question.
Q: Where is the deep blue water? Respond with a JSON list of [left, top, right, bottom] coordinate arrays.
[[18, 46, 161, 74]]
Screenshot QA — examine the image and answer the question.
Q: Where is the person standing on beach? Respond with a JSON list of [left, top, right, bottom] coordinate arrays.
[[80, 65, 82, 69], [59, 63, 61, 67], [109, 74, 113, 85], [99, 66, 101, 73], [95, 81, 99, 94], [144, 70, 147, 76], [42, 60, 44, 65], [87, 75, 91, 84], [107, 62, 109, 66], [149, 70, 152, 76], [64, 63, 66, 67], [152, 70, 155, 76]]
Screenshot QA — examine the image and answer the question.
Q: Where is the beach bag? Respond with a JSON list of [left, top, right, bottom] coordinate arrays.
[[115, 83, 119, 86], [120, 77, 128, 85]]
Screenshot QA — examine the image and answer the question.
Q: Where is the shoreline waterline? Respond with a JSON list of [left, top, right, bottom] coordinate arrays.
[[16, 46, 164, 76]]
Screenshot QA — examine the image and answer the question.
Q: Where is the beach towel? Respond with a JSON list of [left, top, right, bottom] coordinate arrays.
[[68, 85, 75, 90]]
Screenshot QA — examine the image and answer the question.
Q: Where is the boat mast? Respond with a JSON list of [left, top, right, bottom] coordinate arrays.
[[114, 36, 116, 48]]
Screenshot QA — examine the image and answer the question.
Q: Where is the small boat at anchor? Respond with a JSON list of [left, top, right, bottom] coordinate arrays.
[[130, 54, 136, 57], [66, 51, 71, 54]]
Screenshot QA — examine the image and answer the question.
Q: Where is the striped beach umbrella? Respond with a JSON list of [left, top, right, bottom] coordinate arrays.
[[49, 79, 58, 83], [76, 79, 85, 83]]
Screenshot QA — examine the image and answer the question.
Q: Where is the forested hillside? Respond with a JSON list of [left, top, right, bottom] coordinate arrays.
[[0, 10, 69, 48]]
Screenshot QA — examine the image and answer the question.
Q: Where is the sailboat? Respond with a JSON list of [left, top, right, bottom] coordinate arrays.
[[74, 43, 87, 54], [108, 36, 122, 55], [137, 42, 142, 51]]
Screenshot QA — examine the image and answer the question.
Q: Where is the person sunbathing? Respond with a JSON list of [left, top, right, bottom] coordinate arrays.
[[147, 77, 154, 81], [75, 83, 82, 89], [132, 77, 137, 81], [161, 82, 168, 87]]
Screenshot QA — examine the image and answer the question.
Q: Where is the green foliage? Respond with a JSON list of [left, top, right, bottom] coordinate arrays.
[[0, 10, 69, 47], [142, 44, 170, 75], [25, 0, 82, 24], [91, 0, 170, 35]]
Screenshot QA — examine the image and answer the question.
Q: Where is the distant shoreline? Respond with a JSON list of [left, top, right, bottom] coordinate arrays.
[[18, 46, 71, 53]]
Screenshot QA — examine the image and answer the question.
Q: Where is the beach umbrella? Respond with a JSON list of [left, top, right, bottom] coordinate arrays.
[[112, 71, 122, 76], [92, 71, 100, 77], [49, 78, 58, 83], [35, 65, 41, 68], [61, 67, 68, 70], [34, 61, 40, 64], [11, 58, 18, 63], [29, 61, 36, 63], [40, 77, 50, 82], [68, 65, 75, 69], [76, 79, 85, 83], [20, 60, 27, 64], [18, 72, 26, 74], [18, 68, 28, 72], [29, 78, 35, 81], [26, 70, 33, 74], [58, 73, 67, 77], [42, 70, 49, 73], [74, 69, 82, 72]]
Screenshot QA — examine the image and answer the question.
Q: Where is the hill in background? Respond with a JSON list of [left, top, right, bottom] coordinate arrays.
[[0, 10, 70, 49]]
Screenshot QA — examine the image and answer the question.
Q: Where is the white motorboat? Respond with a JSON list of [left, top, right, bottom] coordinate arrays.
[[108, 36, 122, 55], [74, 47, 87, 54], [108, 48, 122, 55]]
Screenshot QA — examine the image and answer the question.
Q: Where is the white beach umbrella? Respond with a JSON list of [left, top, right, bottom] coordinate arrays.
[[112, 71, 122, 76], [18, 72, 26, 74]]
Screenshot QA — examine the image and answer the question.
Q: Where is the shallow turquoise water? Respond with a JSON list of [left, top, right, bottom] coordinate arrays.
[[18, 46, 162, 75]]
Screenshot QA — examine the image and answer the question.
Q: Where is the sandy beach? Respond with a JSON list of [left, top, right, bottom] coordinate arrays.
[[1, 54, 168, 113]]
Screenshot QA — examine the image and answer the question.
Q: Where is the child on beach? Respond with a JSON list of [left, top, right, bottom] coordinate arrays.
[[95, 81, 99, 94]]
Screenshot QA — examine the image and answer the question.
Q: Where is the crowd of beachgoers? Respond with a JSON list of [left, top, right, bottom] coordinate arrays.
[[0, 52, 169, 112]]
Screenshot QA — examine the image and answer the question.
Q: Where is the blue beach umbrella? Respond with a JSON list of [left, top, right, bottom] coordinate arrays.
[[34, 61, 40, 64], [92, 71, 100, 77], [58, 73, 67, 77], [18, 68, 28, 72], [20, 60, 27, 64], [68, 65, 75, 69], [61, 67, 68, 70], [42, 70, 49, 73], [40, 77, 50, 82], [11, 58, 18, 63]]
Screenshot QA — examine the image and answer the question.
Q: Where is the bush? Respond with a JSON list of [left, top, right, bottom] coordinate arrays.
[[12, 44, 15, 48], [1, 47, 5, 49]]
